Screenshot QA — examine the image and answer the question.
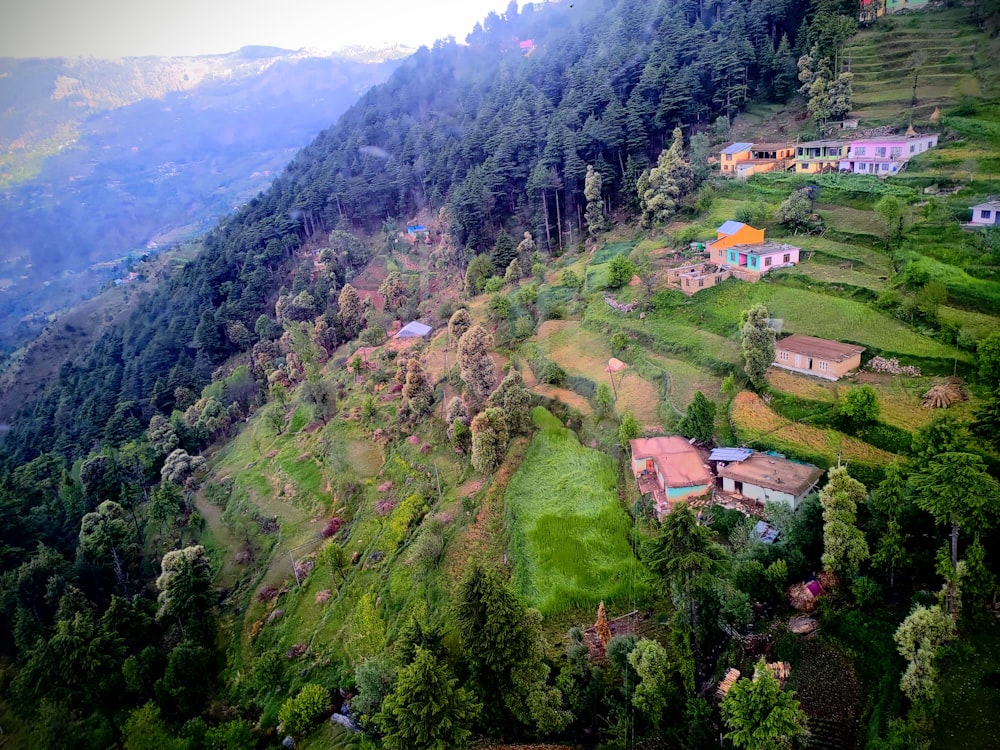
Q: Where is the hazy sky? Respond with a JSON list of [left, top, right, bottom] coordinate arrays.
[[0, 0, 520, 58]]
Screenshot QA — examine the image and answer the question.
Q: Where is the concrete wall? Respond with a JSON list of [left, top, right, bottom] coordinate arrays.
[[722, 477, 799, 509]]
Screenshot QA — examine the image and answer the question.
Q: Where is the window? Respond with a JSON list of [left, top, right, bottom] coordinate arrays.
[[818, 360, 828, 371], [891, 147, 902, 158], [910, 145, 915, 153], [779, 350, 789, 361], [726, 153, 732, 161], [698, 279, 704, 288], [982, 210, 993, 220], [764, 257, 772, 267], [855, 146, 866, 156], [876, 147, 887, 157], [783, 253, 791, 263]]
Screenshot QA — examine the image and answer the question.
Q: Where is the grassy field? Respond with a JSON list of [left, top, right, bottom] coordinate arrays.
[[815, 203, 887, 237], [504, 407, 652, 615], [535, 320, 663, 424], [685, 281, 969, 365]]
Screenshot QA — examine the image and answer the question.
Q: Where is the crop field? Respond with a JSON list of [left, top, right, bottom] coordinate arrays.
[[536, 320, 662, 423], [685, 282, 968, 363], [731, 391, 899, 468], [504, 408, 651, 615], [771, 261, 888, 292], [641, 352, 724, 414], [793, 236, 894, 275]]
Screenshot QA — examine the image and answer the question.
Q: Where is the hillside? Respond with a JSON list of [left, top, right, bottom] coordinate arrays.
[[2, 1, 1000, 749], [0, 49, 406, 353]]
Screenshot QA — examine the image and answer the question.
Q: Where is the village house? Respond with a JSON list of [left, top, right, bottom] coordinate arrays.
[[793, 139, 848, 173], [773, 334, 865, 380], [715, 451, 824, 511], [969, 199, 1000, 227], [707, 221, 765, 264], [719, 143, 753, 175], [837, 133, 938, 176], [723, 242, 800, 277], [719, 142, 795, 178], [629, 436, 713, 518]]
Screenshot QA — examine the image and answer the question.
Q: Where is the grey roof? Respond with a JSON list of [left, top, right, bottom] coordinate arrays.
[[394, 321, 432, 338], [721, 142, 753, 154], [717, 220, 747, 235], [972, 201, 1000, 211], [710, 447, 753, 462], [755, 521, 781, 544]]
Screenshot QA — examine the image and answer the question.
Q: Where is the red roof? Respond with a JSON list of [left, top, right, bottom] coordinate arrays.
[[630, 436, 712, 489], [775, 334, 865, 363]]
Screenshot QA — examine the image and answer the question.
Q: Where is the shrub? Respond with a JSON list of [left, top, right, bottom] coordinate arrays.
[[278, 683, 330, 736], [539, 361, 567, 386]]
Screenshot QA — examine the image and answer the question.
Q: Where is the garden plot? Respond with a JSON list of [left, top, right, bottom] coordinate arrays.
[[504, 408, 651, 615]]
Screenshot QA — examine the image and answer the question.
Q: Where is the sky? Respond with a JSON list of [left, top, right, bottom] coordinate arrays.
[[0, 0, 520, 58]]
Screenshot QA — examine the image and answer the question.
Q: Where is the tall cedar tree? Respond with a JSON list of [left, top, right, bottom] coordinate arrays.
[[740, 304, 775, 390], [338, 284, 363, 339], [448, 308, 473, 345], [458, 324, 497, 402], [470, 407, 509, 475], [375, 647, 480, 750], [643, 503, 726, 681], [912, 452, 1000, 615], [818, 466, 869, 580], [487, 369, 533, 434], [584, 165, 607, 236], [402, 359, 434, 417]]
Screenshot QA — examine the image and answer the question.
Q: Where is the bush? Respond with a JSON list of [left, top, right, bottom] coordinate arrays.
[[566, 375, 597, 400], [278, 683, 330, 736], [539, 361, 567, 386]]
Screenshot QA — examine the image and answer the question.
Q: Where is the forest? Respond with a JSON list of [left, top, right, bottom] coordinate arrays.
[[2, 0, 1000, 748]]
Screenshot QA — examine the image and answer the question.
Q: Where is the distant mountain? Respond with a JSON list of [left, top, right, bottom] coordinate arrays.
[[0, 48, 408, 352]]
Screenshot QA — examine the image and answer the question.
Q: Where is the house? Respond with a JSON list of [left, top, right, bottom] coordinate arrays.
[[706, 221, 765, 264], [735, 143, 796, 178], [723, 242, 800, 277], [629, 436, 713, 518], [793, 140, 848, 173], [969, 200, 1000, 227], [720, 142, 795, 178], [719, 143, 753, 175], [773, 334, 865, 380], [838, 134, 938, 176], [394, 321, 432, 339], [716, 452, 824, 510], [667, 263, 731, 295]]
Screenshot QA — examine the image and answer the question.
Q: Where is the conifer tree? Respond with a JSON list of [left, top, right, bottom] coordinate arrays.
[[584, 164, 607, 236], [402, 359, 434, 417], [458, 324, 497, 402], [740, 304, 775, 390], [338, 284, 363, 339], [678, 391, 717, 443], [819, 466, 869, 580], [448, 308, 473, 345], [470, 407, 509, 474], [487, 370, 532, 435]]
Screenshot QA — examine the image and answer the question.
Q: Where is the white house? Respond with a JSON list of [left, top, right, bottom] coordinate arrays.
[[969, 200, 1000, 227]]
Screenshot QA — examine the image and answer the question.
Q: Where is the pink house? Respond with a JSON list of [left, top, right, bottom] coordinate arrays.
[[723, 242, 800, 276], [838, 134, 938, 176]]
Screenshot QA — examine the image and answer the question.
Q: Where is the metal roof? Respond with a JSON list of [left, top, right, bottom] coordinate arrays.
[[709, 448, 753, 462], [394, 321, 432, 338], [721, 142, 753, 154], [717, 220, 747, 235]]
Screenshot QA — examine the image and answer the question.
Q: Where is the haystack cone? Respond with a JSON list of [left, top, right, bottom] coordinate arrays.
[[595, 600, 612, 652]]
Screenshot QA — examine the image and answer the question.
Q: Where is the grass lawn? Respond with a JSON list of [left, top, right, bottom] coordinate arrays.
[[815, 203, 886, 237], [793, 236, 894, 276], [504, 407, 652, 615], [640, 352, 724, 416], [771, 260, 888, 292]]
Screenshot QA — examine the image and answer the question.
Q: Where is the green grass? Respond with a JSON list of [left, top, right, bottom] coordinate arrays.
[[684, 281, 968, 364], [936, 626, 1000, 750], [815, 203, 887, 237], [504, 407, 652, 615], [591, 241, 635, 264]]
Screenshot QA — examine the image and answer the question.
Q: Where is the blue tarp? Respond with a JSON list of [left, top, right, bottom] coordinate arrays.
[[406, 224, 427, 234]]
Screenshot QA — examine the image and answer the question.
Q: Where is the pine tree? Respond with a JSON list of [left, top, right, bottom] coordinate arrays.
[[402, 359, 434, 417], [375, 648, 480, 750], [448, 308, 473, 344], [487, 370, 532, 434], [338, 284, 363, 339], [470, 407, 509, 474], [458, 324, 497, 402], [740, 304, 775, 390], [678, 391, 717, 443], [819, 466, 869, 580], [584, 165, 607, 236]]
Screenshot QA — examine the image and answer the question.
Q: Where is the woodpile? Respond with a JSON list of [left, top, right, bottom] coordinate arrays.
[[716, 668, 741, 699], [788, 616, 819, 635], [765, 661, 792, 686], [922, 377, 966, 409]]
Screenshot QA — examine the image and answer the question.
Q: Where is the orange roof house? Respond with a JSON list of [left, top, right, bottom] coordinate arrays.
[[707, 221, 766, 264], [629, 436, 713, 518], [773, 334, 866, 381]]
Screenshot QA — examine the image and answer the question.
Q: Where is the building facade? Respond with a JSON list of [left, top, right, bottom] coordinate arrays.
[[773, 334, 865, 380]]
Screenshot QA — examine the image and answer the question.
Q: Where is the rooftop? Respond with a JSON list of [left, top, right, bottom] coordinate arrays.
[[848, 134, 937, 144], [798, 139, 848, 148], [630, 436, 712, 489], [776, 334, 865, 363], [394, 320, 432, 338], [717, 453, 824, 497], [749, 143, 794, 151], [727, 241, 800, 257], [972, 200, 1000, 210], [710, 447, 753, 463], [721, 142, 753, 154], [717, 220, 748, 235]]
